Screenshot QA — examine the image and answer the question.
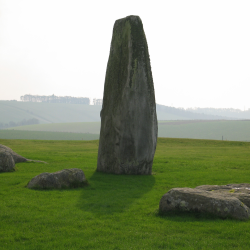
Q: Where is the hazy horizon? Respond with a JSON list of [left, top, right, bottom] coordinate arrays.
[[1, 0, 250, 110], [1, 97, 250, 112]]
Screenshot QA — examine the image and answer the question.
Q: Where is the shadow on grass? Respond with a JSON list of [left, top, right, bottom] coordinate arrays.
[[158, 210, 232, 222], [77, 171, 155, 215]]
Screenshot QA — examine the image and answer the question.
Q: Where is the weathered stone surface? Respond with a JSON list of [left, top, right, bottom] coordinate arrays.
[[159, 187, 250, 220], [97, 15, 158, 175], [0, 149, 15, 172], [195, 184, 250, 208], [27, 168, 87, 189]]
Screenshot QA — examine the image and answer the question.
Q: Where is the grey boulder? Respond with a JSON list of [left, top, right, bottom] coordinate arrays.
[[159, 187, 250, 220], [27, 168, 87, 189], [0, 144, 28, 172], [0, 150, 15, 172]]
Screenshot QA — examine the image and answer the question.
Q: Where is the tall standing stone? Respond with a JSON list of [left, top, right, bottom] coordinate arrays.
[[97, 15, 158, 175]]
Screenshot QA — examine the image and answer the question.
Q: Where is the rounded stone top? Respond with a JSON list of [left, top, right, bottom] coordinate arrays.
[[115, 15, 141, 22], [114, 15, 143, 28]]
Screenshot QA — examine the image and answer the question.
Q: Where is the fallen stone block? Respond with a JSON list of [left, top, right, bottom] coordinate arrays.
[[159, 187, 250, 220], [27, 168, 87, 189]]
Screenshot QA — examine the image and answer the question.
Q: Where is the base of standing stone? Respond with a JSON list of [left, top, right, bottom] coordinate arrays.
[[97, 160, 153, 175]]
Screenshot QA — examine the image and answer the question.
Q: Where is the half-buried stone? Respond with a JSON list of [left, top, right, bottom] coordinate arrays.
[[159, 185, 250, 220], [0, 144, 28, 164], [27, 168, 87, 189], [97, 15, 158, 175], [0, 149, 15, 172], [0, 144, 46, 172]]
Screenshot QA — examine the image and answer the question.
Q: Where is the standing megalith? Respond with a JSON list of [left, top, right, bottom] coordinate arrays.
[[97, 15, 158, 175]]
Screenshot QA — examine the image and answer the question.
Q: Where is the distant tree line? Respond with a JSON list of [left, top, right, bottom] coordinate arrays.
[[93, 98, 102, 105], [0, 118, 39, 129], [20, 94, 90, 105]]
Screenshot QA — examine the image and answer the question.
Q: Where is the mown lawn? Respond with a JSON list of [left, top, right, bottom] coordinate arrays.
[[0, 138, 250, 249]]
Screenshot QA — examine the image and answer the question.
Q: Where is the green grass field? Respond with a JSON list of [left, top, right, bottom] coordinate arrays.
[[4, 120, 250, 141], [158, 120, 250, 141], [1, 138, 250, 249]]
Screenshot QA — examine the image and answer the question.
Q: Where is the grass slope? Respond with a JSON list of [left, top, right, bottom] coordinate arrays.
[[158, 120, 250, 141], [0, 138, 250, 249], [0, 130, 99, 140], [1, 101, 226, 125], [0, 101, 101, 124], [5, 120, 250, 141], [7, 122, 101, 134]]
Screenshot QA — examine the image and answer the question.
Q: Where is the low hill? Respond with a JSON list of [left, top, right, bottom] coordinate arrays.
[[158, 120, 250, 141], [0, 101, 232, 127], [187, 107, 250, 119], [7, 122, 101, 134], [0, 101, 101, 124], [5, 120, 250, 141], [156, 104, 233, 120]]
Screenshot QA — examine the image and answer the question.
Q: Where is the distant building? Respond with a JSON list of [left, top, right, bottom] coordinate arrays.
[[20, 94, 90, 105], [93, 98, 103, 105]]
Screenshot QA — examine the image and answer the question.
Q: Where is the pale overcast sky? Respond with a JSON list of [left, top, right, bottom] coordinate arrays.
[[0, 0, 250, 109]]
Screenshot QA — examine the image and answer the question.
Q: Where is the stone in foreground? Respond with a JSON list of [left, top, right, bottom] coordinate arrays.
[[159, 187, 250, 220], [27, 168, 87, 189], [97, 15, 158, 175]]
